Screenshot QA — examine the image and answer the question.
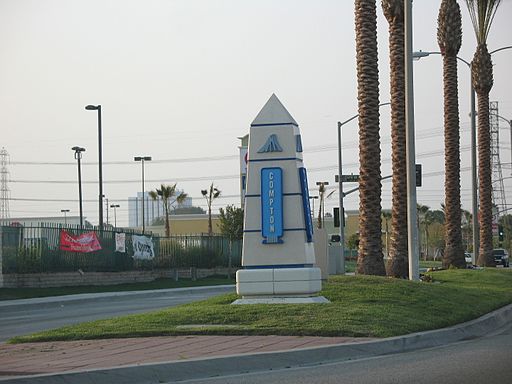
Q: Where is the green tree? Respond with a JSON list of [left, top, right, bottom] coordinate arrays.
[[438, 0, 466, 269], [465, 0, 501, 266], [219, 205, 244, 278], [201, 183, 221, 236], [382, 0, 408, 278], [218, 205, 244, 241], [354, 0, 385, 276], [149, 184, 187, 238]]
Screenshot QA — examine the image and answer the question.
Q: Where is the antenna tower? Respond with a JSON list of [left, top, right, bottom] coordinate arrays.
[[0, 147, 10, 218], [490, 101, 507, 216]]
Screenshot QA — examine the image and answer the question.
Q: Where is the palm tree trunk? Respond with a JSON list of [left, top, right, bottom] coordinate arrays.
[[476, 91, 495, 266], [355, 0, 385, 276], [442, 54, 465, 268], [165, 205, 170, 238]]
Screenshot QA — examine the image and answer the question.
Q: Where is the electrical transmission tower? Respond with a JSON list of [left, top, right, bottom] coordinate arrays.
[[0, 147, 10, 218], [490, 101, 507, 216]]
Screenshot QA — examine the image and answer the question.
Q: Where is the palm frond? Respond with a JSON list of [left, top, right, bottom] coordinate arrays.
[[465, 0, 501, 43]]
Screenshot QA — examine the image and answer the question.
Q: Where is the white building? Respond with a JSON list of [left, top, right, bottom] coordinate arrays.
[[128, 191, 192, 228]]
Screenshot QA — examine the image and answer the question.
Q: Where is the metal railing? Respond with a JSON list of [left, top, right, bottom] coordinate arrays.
[[1, 223, 242, 274]]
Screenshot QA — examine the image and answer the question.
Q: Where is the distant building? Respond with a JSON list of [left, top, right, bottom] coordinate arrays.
[[128, 191, 192, 228], [0, 216, 83, 227]]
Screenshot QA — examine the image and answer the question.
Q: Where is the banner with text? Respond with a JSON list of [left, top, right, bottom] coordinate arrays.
[[59, 230, 102, 253], [115, 233, 126, 253], [132, 235, 155, 259]]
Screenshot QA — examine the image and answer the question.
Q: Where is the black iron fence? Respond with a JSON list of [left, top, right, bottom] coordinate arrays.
[[1, 224, 242, 274]]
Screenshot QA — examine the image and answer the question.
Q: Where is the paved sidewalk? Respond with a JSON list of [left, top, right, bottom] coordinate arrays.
[[0, 335, 373, 378]]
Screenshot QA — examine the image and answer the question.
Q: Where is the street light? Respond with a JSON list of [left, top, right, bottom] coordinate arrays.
[[85, 104, 103, 229], [134, 156, 152, 233], [72, 146, 85, 228], [110, 204, 120, 228], [60, 209, 70, 225], [413, 45, 512, 265]]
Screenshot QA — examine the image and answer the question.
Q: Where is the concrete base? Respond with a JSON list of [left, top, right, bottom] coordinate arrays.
[[232, 296, 330, 305], [236, 267, 322, 296]]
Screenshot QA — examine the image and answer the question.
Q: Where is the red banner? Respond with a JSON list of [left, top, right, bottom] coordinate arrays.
[[59, 230, 102, 253]]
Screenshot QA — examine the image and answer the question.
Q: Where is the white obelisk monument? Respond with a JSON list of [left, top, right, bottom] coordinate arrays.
[[234, 94, 326, 304]]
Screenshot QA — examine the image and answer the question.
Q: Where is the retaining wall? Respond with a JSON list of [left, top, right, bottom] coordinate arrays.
[[1, 268, 232, 288]]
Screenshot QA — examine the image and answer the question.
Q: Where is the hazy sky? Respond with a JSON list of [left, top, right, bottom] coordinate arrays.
[[1, 0, 511, 227]]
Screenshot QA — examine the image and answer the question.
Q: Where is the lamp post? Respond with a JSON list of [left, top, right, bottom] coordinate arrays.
[[134, 156, 152, 233], [110, 204, 120, 228], [413, 45, 511, 265], [60, 209, 70, 225], [72, 146, 85, 228], [337, 102, 390, 275], [103, 195, 109, 226], [85, 104, 103, 229]]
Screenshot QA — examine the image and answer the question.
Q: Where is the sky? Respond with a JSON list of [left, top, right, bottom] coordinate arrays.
[[1, 0, 511, 228]]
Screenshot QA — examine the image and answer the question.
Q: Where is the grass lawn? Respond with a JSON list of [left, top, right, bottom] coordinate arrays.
[[0, 276, 235, 301], [344, 260, 441, 273], [10, 268, 512, 343]]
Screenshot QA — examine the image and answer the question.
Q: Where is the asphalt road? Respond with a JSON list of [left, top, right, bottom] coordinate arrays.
[[0, 286, 234, 342], [182, 322, 512, 384]]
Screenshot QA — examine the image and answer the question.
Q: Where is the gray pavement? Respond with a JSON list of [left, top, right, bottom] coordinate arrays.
[[0, 285, 234, 342], [0, 289, 511, 384]]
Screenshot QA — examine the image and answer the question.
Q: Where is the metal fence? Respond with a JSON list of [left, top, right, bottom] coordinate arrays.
[[1, 224, 242, 274]]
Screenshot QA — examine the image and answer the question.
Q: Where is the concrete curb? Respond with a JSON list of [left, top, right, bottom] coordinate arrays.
[[0, 285, 235, 310], [2, 302, 511, 384]]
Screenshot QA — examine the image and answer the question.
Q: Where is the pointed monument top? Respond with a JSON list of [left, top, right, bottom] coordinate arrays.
[[251, 94, 298, 127]]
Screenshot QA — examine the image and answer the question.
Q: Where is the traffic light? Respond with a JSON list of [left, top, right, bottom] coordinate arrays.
[[498, 225, 504, 242], [334, 207, 340, 227]]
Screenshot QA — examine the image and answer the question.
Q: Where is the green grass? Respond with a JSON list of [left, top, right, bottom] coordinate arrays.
[[344, 260, 441, 273], [10, 269, 512, 343], [0, 276, 235, 301]]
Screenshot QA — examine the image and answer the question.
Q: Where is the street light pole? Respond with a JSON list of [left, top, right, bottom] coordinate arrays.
[[134, 156, 152, 233], [110, 204, 120, 228], [60, 209, 70, 225], [72, 146, 85, 228], [405, 0, 419, 281], [85, 104, 103, 229]]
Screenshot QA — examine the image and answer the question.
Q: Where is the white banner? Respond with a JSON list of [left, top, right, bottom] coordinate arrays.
[[115, 233, 126, 253], [132, 235, 155, 259]]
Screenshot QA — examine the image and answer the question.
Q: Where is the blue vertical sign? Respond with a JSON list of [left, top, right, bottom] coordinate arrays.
[[261, 167, 283, 244], [299, 167, 313, 242]]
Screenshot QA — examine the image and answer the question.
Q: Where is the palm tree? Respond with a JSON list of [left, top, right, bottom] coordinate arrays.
[[438, 0, 466, 269], [461, 209, 473, 251], [382, 0, 408, 278], [149, 184, 187, 238], [201, 183, 221, 235], [465, 0, 501, 266], [354, 0, 385, 276]]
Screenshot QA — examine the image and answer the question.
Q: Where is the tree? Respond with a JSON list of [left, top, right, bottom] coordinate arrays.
[[417, 204, 431, 260], [218, 205, 244, 241], [438, 0, 466, 269], [218, 205, 243, 278], [354, 0, 385, 276], [149, 184, 187, 238], [316, 182, 332, 229], [465, 0, 501, 266], [382, 0, 408, 278], [201, 183, 221, 236]]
